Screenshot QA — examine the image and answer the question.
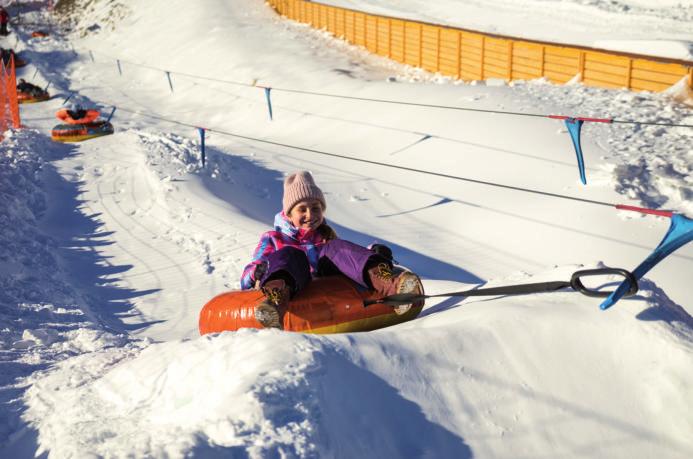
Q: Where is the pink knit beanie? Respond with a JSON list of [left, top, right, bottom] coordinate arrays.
[[282, 171, 326, 214]]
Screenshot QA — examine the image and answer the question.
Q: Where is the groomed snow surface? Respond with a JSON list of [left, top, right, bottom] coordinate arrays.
[[1, 0, 692, 457]]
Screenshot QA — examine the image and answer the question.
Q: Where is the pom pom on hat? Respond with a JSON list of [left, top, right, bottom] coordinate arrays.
[[282, 171, 325, 214]]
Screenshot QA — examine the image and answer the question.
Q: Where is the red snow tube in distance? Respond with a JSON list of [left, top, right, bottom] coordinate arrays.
[[51, 120, 114, 142], [55, 108, 100, 124], [17, 90, 50, 104], [199, 271, 425, 335]]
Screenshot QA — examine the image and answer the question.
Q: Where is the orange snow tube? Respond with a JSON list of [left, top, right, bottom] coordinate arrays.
[[17, 90, 50, 104], [199, 273, 425, 335], [55, 108, 100, 124], [51, 120, 114, 142]]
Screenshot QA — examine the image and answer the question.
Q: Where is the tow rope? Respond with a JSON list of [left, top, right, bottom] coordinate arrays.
[[364, 267, 638, 307]]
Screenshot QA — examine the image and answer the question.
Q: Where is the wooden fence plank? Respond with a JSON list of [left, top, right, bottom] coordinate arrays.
[[586, 52, 629, 66], [544, 46, 581, 58], [630, 79, 672, 92], [512, 55, 542, 70], [631, 59, 688, 74], [583, 70, 628, 86], [377, 17, 389, 56], [512, 62, 543, 76], [544, 54, 580, 67], [631, 68, 685, 85], [584, 60, 630, 77], [513, 69, 543, 80]]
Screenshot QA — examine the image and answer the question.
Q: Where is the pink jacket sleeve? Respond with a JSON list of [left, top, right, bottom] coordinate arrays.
[[240, 232, 276, 290]]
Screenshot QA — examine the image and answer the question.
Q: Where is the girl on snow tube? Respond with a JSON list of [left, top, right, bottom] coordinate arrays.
[[199, 171, 424, 334]]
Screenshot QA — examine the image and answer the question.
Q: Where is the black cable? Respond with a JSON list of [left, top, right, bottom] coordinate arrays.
[[114, 105, 617, 209], [611, 119, 693, 128]]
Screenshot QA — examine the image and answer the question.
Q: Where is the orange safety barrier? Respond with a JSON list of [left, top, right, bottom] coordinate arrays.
[[0, 55, 21, 140], [199, 274, 424, 335], [267, 0, 693, 93]]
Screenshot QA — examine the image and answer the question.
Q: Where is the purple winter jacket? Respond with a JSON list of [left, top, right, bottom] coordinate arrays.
[[240, 212, 332, 289]]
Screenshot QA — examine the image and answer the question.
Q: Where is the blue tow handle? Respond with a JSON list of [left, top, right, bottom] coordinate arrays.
[[600, 213, 693, 309], [565, 118, 587, 185]]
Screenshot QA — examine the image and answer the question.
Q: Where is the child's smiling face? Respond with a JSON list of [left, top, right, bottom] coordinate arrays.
[[288, 199, 324, 231]]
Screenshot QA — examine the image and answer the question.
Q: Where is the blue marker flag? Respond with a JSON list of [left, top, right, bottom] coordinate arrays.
[[600, 213, 693, 309], [264, 87, 273, 121], [198, 128, 206, 167], [565, 118, 587, 185]]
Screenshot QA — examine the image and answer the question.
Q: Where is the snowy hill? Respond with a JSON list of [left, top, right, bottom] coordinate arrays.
[[1, 0, 692, 457]]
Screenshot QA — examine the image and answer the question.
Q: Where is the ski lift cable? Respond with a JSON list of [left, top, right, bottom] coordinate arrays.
[[113, 104, 635, 210]]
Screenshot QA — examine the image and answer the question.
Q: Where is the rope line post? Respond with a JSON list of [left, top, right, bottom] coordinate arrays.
[[116, 59, 122, 76], [62, 91, 74, 105], [106, 106, 117, 123], [165, 71, 174, 93], [263, 86, 274, 121], [198, 127, 206, 167]]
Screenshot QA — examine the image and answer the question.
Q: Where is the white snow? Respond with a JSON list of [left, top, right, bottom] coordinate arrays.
[[0, 0, 691, 457]]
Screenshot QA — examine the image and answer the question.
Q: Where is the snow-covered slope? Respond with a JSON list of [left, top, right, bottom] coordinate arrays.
[[1, 0, 691, 457]]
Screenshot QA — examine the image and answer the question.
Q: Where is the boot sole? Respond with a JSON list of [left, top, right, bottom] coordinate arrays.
[[393, 272, 423, 315], [255, 302, 282, 329]]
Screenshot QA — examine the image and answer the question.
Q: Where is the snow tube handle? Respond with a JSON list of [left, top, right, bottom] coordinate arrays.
[[569, 268, 638, 298]]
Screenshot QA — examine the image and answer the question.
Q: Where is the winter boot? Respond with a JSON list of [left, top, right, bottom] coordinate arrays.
[[366, 262, 422, 315], [255, 279, 291, 329]]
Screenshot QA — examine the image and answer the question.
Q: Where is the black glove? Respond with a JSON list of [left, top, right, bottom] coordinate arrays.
[[370, 243, 393, 262], [253, 260, 268, 284]]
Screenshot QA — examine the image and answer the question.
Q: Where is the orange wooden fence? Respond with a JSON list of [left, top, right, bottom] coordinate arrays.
[[267, 0, 693, 93]]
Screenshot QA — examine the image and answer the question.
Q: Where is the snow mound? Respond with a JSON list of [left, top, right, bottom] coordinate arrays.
[[20, 271, 693, 457]]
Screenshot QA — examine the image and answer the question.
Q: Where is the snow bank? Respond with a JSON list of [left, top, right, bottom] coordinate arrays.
[[0, 128, 140, 455], [21, 270, 693, 457]]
